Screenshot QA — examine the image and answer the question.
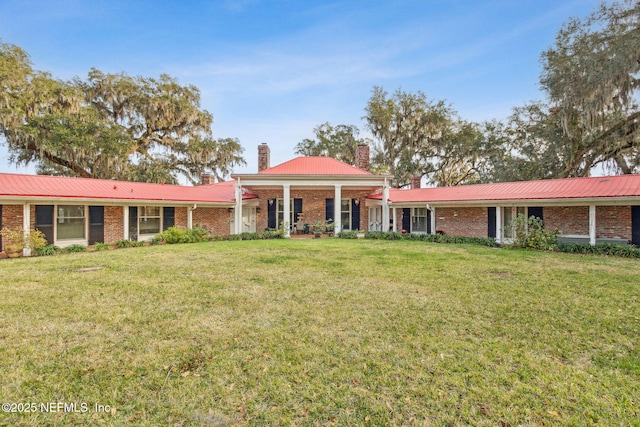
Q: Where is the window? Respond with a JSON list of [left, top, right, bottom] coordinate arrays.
[[139, 206, 161, 235], [503, 207, 525, 239], [277, 199, 294, 229], [57, 205, 86, 240], [341, 199, 351, 230], [412, 208, 428, 232]]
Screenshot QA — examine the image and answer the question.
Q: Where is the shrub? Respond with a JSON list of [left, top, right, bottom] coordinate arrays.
[[115, 239, 136, 248], [510, 214, 559, 251], [64, 244, 87, 253], [94, 242, 110, 251], [337, 230, 359, 239], [155, 226, 210, 244], [261, 230, 284, 239], [37, 244, 60, 256], [210, 230, 284, 241], [0, 228, 48, 253]]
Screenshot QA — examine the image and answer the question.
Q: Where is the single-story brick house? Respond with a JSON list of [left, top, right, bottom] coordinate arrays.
[[1, 143, 640, 255]]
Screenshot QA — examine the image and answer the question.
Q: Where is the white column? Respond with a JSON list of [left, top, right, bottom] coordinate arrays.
[[283, 184, 291, 238], [22, 203, 31, 256], [123, 206, 129, 240], [495, 206, 502, 244], [382, 181, 390, 232], [430, 206, 436, 234], [187, 206, 194, 230], [333, 185, 341, 236], [392, 208, 397, 232], [234, 180, 243, 235], [589, 204, 596, 246]]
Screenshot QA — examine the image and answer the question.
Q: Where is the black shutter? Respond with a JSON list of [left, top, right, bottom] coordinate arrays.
[[0, 205, 3, 251], [129, 207, 138, 240], [632, 206, 640, 246], [325, 198, 334, 222], [351, 199, 360, 231], [402, 208, 411, 232], [35, 205, 55, 245], [487, 207, 496, 239], [163, 207, 175, 230], [427, 209, 432, 234], [293, 198, 303, 223], [88, 206, 104, 245], [528, 207, 543, 223], [267, 199, 277, 229]]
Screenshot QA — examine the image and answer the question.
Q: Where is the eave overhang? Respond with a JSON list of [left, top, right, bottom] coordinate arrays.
[[231, 173, 393, 188]]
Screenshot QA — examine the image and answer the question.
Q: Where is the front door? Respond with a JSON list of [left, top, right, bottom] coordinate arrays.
[[230, 207, 257, 233], [88, 206, 105, 245], [369, 207, 382, 231], [243, 207, 256, 233], [632, 206, 640, 246]]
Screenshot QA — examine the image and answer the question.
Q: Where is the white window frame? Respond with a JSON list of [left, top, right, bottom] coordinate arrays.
[[341, 199, 352, 231], [411, 207, 428, 233], [138, 206, 162, 238], [276, 199, 294, 230], [55, 204, 88, 247], [502, 206, 526, 240]]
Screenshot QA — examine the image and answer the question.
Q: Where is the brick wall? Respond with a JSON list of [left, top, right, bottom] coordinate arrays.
[[596, 206, 631, 239], [429, 205, 632, 240], [193, 207, 231, 236], [545, 206, 589, 235], [1, 204, 24, 250], [434, 207, 488, 238], [175, 207, 188, 228], [104, 206, 124, 243], [2, 204, 25, 229], [248, 188, 371, 232]]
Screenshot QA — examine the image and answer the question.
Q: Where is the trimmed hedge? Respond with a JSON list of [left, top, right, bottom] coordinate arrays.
[[359, 231, 499, 247], [211, 230, 284, 241], [337, 230, 359, 239], [556, 242, 640, 258]]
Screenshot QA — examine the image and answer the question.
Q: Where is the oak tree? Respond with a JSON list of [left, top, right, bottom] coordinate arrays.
[[540, 0, 640, 175], [0, 42, 245, 184]]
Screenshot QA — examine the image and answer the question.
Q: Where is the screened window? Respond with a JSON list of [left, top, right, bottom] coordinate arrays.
[[341, 199, 351, 230], [139, 206, 161, 235], [412, 208, 428, 232], [57, 205, 86, 240]]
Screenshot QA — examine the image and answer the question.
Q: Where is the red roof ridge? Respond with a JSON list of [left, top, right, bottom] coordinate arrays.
[[258, 156, 372, 175]]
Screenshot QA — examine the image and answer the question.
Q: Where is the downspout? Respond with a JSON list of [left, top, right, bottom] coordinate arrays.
[[188, 204, 197, 229], [23, 203, 31, 257]]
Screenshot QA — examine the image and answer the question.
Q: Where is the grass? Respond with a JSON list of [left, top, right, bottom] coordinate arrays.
[[0, 239, 639, 426]]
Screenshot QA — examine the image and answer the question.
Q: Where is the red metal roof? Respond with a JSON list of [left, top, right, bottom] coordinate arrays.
[[378, 174, 640, 203], [258, 156, 372, 175], [0, 173, 254, 204]]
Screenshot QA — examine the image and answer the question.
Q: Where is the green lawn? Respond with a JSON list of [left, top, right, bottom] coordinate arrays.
[[1, 239, 638, 426]]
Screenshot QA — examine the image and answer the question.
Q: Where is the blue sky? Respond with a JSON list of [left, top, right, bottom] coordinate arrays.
[[0, 0, 602, 177]]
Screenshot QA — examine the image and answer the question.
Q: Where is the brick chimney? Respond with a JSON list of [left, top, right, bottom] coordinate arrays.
[[355, 144, 370, 172], [410, 175, 421, 189], [258, 143, 270, 172], [201, 174, 215, 185]]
